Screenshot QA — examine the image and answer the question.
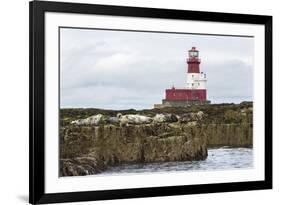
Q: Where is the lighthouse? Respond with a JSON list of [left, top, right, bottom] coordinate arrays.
[[154, 47, 210, 108], [186, 47, 207, 91]]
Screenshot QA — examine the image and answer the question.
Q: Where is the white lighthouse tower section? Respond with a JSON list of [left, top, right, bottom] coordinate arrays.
[[186, 72, 207, 89]]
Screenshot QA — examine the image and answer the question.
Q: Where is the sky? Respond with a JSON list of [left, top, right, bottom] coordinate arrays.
[[60, 28, 254, 109]]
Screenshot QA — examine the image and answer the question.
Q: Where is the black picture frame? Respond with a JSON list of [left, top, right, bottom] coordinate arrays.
[[29, 0, 272, 204]]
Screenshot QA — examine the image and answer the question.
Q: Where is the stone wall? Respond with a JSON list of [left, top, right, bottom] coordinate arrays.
[[154, 99, 211, 108]]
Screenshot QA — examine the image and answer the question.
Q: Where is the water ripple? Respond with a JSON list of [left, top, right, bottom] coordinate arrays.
[[99, 147, 253, 175]]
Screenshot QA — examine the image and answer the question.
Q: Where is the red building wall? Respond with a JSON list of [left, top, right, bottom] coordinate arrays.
[[165, 88, 206, 101]]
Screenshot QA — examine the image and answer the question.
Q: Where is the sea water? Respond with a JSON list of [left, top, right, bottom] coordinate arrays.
[[99, 147, 253, 175]]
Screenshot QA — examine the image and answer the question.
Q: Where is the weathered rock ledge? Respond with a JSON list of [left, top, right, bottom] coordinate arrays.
[[59, 102, 253, 176], [60, 123, 208, 176]]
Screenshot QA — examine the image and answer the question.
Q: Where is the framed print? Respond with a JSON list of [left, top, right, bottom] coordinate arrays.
[[29, 0, 272, 204]]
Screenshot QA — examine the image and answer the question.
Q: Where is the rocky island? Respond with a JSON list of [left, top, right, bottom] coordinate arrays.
[[60, 102, 253, 176]]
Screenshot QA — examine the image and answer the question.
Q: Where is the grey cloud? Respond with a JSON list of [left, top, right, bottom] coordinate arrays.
[[60, 28, 254, 109]]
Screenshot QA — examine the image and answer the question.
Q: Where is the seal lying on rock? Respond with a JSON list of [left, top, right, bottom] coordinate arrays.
[[179, 111, 205, 123], [117, 113, 153, 126], [71, 114, 106, 125], [153, 114, 179, 123], [197, 111, 204, 121], [106, 116, 119, 124]]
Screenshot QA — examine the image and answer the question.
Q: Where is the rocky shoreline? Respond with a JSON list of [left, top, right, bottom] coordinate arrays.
[[59, 102, 253, 176]]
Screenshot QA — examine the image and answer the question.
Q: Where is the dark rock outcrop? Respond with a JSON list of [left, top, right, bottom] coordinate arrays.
[[204, 123, 252, 147], [60, 157, 106, 176]]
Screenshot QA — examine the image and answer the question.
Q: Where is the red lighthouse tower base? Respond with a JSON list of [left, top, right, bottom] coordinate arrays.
[[165, 87, 207, 101]]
